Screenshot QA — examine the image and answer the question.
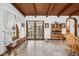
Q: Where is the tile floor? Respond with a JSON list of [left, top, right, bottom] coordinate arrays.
[[14, 40, 70, 56]]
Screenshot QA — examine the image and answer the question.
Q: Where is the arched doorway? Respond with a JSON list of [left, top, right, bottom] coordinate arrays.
[[66, 18, 77, 36]]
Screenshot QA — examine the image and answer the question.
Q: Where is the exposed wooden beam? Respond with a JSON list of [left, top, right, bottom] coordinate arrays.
[[48, 4, 55, 15], [57, 4, 72, 17], [46, 3, 52, 17], [33, 3, 37, 17], [46, 4, 55, 17], [69, 9, 79, 17], [11, 3, 25, 16]]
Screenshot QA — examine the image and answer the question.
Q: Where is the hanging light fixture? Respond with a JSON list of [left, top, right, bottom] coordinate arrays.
[[12, 25, 16, 30]]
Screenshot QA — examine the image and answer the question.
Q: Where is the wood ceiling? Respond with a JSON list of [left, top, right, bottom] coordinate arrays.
[[12, 3, 79, 17]]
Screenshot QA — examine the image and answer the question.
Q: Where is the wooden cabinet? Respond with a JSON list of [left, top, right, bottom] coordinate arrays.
[[51, 23, 64, 39]]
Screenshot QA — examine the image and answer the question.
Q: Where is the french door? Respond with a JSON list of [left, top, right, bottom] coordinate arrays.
[[26, 21, 44, 40]]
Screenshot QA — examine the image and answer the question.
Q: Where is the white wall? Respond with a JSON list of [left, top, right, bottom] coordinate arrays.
[[25, 16, 79, 39], [0, 3, 24, 55], [0, 4, 6, 55]]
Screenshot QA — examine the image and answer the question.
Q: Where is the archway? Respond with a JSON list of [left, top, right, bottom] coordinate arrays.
[[66, 18, 77, 36]]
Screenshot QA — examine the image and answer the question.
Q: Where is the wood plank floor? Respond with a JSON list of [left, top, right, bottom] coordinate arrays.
[[12, 40, 69, 56]]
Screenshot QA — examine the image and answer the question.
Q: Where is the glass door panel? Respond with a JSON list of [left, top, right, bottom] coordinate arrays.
[[36, 22, 43, 39], [27, 22, 34, 39]]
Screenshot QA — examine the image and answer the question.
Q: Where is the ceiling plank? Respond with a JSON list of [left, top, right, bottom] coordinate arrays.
[[33, 3, 37, 17], [57, 4, 72, 17], [11, 3, 25, 16], [46, 3, 52, 17], [69, 9, 79, 17]]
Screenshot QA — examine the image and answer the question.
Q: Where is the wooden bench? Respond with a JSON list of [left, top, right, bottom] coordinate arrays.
[[6, 37, 28, 56]]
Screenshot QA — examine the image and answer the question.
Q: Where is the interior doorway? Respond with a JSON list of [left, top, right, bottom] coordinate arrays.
[[26, 21, 44, 40], [66, 18, 77, 36]]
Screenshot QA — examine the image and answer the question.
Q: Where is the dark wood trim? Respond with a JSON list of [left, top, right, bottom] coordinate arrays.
[[69, 10, 79, 17], [43, 21, 44, 39], [11, 3, 25, 16], [57, 4, 72, 17], [34, 21, 36, 39], [26, 21, 28, 37], [46, 3, 52, 17], [33, 3, 37, 17]]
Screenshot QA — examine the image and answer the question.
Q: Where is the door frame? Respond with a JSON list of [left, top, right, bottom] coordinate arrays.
[[26, 20, 44, 40], [66, 18, 77, 36]]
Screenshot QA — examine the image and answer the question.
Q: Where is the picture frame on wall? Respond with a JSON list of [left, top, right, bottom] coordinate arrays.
[[61, 23, 65, 28], [45, 23, 49, 28]]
